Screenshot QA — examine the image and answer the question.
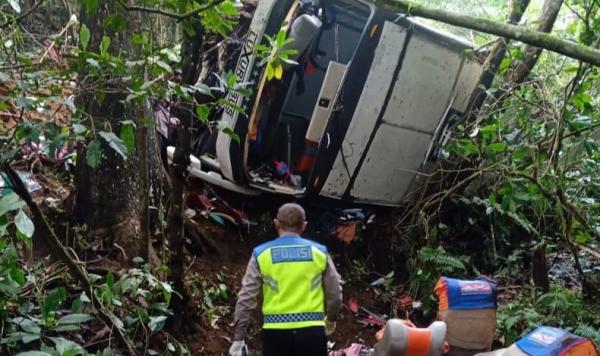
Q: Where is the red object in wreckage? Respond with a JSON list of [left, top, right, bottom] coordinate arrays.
[[186, 191, 248, 225], [348, 297, 360, 313], [358, 315, 386, 328]]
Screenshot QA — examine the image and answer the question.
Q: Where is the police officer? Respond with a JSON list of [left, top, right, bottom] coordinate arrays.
[[229, 203, 343, 356]]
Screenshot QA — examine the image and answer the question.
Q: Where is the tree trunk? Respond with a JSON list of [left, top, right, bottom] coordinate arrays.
[[502, 0, 563, 86], [74, 5, 155, 259], [532, 245, 550, 292], [166, 19, 204, 331], [378, 0, 600, 66]]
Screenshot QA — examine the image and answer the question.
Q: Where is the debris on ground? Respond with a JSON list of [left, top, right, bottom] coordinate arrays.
[[186, 187, 253, 227]]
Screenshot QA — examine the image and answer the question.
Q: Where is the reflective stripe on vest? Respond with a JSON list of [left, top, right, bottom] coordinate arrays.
[[254, 236, 328, 329]]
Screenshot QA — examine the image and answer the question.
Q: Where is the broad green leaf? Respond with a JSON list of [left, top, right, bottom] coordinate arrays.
[[120, 122, 135, 154], [19, 319, 41, 334], [222, 128, 240, 144], [266, 63, 275, 80], [72, 124, 87, 135], [148, 315, 167, 333], [98, 131, 127, 160], [80, 24, 90, 51], [51, 324, 81, 332], [81, 0, 100, 15], [0, 194, 25, 216], [16, 352, 51, 356], [219, 1, 238, 16], [8, 0, 21, 13], [86, 58, 100, 68], [86, 139, 102, 168], [15, 209, 34, 238], [276, 29, 286, 46], [274, 63, 283, 80], [155, 60, 172, 73], [57, 313, 93, 325], [10, 267, 25, 286], [100, 36, 111, 57], [42, 287, 67, 323], [21, 333, 40, 343], [196, 104, 210, 123], [487, 142, 507, 153], [50, 337, 85, 354]]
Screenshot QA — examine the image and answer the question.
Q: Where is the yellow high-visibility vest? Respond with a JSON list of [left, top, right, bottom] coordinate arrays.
[[254, 235, 328, 329]]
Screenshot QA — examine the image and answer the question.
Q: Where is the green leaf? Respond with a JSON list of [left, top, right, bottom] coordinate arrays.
[[21, 333, 40, 343], [0, 194, 25, 216], [219, 1, 238, 16], [86, 139, 102, 168], [266, 63, 275, 80], [120, 122, 135, 154], [86, 58, 100, 68], [486, 142, 507, 153], [222, 128, 240, 144], [50, 337, 85, 355], [98, 131, 127, 160], [81, 0, 100, 15], [15, 209, 34, 238], [18, 319, 41, 334], [195, 104, 210, 123], [274, 63, 283, 80], [102, 14, 127, 33], [10, 267, 25, 286], [276, 29, 286, 46], [8, 0, 21, 13], [57, 313, 93, 325], [16, 352, 51, 356], [100, 36, 111, 57], [79, 24, 90, 51], [155, 60, 172, 73], [148, 315, 167, 333], [50, 324, 81, 332], [42, 287, 67, 323], [72, 123, 87, 135]]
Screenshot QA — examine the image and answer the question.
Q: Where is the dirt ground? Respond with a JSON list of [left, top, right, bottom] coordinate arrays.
[[183, 216, 382, 355]]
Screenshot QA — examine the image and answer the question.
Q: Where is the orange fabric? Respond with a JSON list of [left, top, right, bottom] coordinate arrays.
[[561, 339, 600, 356], [434, 278, 449, 311], [332, 221, 358, 244], [406, 328, 432, 356]]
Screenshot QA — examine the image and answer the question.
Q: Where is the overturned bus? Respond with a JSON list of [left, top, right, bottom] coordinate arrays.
[[188, 0, 485, 206]]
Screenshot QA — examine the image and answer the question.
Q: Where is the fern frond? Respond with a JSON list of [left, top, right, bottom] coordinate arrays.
[[419, 247, 466, 271], [574, 324, 600, 347]]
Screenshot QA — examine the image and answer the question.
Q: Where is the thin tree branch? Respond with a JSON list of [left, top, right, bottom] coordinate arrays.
[[116, 0, 226, 21], [2, 164, 138, 355], [0, 0, 46, 29]]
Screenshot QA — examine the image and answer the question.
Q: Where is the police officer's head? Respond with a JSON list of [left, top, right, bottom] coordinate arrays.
[[274, 203, 307, 235]]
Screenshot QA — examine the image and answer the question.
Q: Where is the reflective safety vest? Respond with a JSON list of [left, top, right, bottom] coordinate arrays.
[[253, 235, 328, 329]]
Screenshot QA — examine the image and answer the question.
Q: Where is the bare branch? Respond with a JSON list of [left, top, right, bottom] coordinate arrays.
[[0, 0, 46, 29], [116, 0, 226, 21]]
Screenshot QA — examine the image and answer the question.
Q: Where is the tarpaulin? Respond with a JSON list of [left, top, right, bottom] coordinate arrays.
[[434, 277, 497, 311]]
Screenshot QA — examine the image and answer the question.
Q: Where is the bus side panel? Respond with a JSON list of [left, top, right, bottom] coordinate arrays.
[[320, 21, 408, 199], [349, 30, 464, 203]]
